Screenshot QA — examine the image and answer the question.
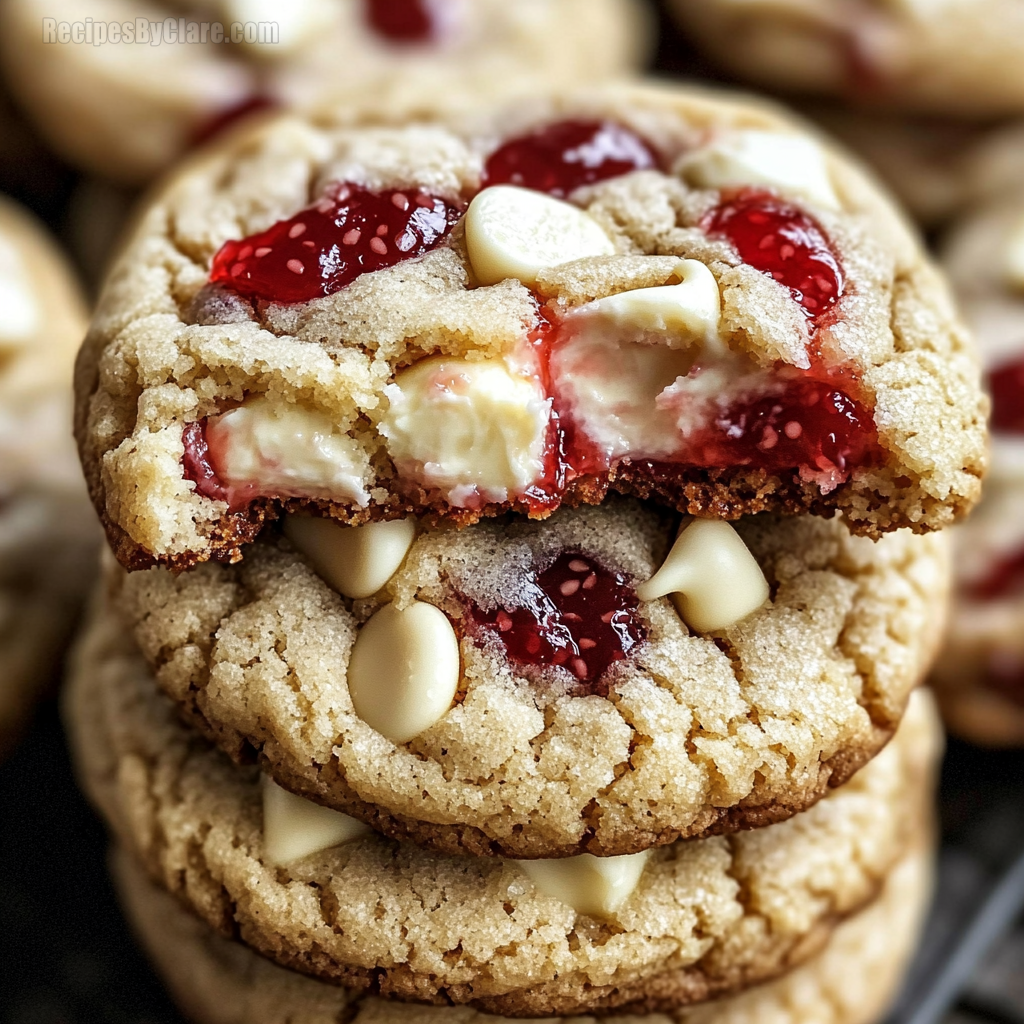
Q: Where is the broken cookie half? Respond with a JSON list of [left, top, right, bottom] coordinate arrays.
[[73, 82, 987, 570]]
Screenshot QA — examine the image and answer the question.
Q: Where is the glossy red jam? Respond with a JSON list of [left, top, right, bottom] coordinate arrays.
[[364, 0, 439, 42], [988, 354, 1024, 435], [209, 184, 463, 304], [679, 374, 878, 481], [182, 420, 227, 502], [470, 552, 645, 691], [483, 120, 660, 199], [703, 192, 843, 322]]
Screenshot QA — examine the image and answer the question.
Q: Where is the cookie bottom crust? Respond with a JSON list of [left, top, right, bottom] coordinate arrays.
[[112, 839, 933, 1024]]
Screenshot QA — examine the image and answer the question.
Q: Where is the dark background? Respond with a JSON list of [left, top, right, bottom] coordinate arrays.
[[2, 5, 1024, 1023]]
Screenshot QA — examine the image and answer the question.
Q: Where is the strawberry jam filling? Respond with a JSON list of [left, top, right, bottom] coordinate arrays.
[[209, 184, 463, 304], [988, 354, 1024, 435], [182, 420, 227, 502], [469, 552, 645, 691], [703, 192, 843, 322], [364, 0, 440, 42], [673, 372, 878, 483], [483, 120, 661, 199]]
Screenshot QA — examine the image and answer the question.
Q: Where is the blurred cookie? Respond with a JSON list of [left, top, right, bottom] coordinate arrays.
[[66, 587, 941, 1016], [112, 499, 949, 858], [73, 83, 985, 573], [934, 193, 1024, 745], [0, 0, 650, 183], [800, 105, 995, 226], [0, 196, 97, 754], [111, 835, 933, 1024], [668, 0, 1024, 118]]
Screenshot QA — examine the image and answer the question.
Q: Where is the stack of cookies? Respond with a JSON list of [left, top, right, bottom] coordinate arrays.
[[64, 80, 985, 1023]]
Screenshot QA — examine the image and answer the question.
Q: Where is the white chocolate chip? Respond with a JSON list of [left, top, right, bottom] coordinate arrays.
[[550, 261, 724, 462], [464, 185, 615, 286], [582, 259, 723, 347], [205, 396, 370, 506], [518, 851, 650, 919], [1003, 212, 1024, 292], [678, 130, 839, 209], [636, 519, 770, 632], [262, 776, 370, 866], [221, 0, 336, 54], [283, 516, 416, 599], [381, 356, 550, 506], [348, 600, 461, 743]]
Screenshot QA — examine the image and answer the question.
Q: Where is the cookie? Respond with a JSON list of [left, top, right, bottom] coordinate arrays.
[[72, 81, 987, 572], [799, 105, 994, 227], [112, 497, 949, 858], [931, 194, 1024, 745], [0, 0, 650, 184], [0, 196, 97, 754], [66, 588, 941, 1015], [111, 836, 933, 1024], [668, 0, 1024, 118]]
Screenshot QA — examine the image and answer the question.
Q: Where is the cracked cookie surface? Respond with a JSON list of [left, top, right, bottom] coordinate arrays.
[[111, 835, 933, 1024], [67, 590, 941, 1015], [73, 81, 986, 571], [110, 497, 948, 859]]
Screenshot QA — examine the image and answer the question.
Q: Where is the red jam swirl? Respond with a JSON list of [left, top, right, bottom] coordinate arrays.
[[988, 354, 1024, 435], [469, 552, 645, 691], [364, 0, 439, 42], [483, 119, 661, 199], [208, 184, 463, 304], [703, 192, 844, 323]]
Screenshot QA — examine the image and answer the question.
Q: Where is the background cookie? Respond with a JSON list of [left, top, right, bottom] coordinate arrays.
[[932, 191, 1024, 745], [0, 196, 97, 755], [73, 82, 986, 572], [667, 0, 1024, 118], [111, 836, 933, 1024], [65, 589, 941, 1016], [0, 0, 651, 184], [114, 499, 949, 858]]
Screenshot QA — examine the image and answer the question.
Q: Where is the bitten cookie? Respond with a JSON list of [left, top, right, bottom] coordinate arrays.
[[932, 194, 1024, 745], [668, 0, 1024, 118], [73, 81, 987, 571], [66, 589, 941, 1016], [112, 836, 933, 1024], [0, 197, 97, 754], [112, 498, 949, 858], [0, 0, 650, 184]]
